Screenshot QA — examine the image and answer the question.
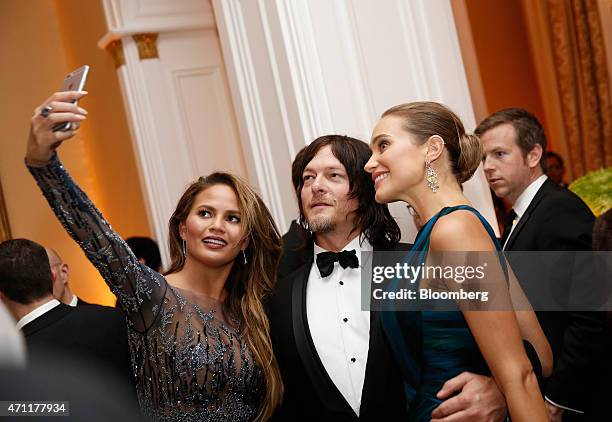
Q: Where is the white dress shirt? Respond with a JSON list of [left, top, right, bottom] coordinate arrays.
[[306, 236, 372, 416], [68, 295, 78, 307], [502, 174, 548, 250], [16, 299, 61, 330]]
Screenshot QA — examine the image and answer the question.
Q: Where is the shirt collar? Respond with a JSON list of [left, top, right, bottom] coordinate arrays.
[[512, 174, 548, 218], [16, 299, 61, 331], [69, 295, 78, 307], [313, 235, 372, 267]]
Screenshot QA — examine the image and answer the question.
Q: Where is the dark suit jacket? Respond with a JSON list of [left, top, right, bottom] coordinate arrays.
[[504, 178, 606, 411], [278, 220, 311, 280], [75, 296, 90, 306], [22, 302, 132, 384], [268, 238, 408, 421]]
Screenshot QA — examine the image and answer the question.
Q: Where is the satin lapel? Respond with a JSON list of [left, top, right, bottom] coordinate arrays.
[[291, 259, 355, 416], [505, 180, 552, 251], [361, 247, 382, 402], [361, 243, 412, 403], [505, 210, 531, 250]]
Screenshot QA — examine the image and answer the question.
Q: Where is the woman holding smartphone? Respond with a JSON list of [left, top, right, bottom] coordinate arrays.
[[26, 91, 283, 421]]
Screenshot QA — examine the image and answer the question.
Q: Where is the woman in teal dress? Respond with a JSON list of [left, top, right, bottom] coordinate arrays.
[[364, 102, 552, 421]]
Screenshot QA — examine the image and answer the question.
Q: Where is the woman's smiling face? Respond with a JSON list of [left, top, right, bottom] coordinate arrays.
[[180, 184, 248, 268], [365, 115, 427, 203]]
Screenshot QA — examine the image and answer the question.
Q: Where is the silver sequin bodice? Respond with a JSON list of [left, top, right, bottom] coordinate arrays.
[[29, 155, 264, 421]]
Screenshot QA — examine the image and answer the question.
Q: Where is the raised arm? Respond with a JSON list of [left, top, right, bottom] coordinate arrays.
[[26, 91, 165, 332]]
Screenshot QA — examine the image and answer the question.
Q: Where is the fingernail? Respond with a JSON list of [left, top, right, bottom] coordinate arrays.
[[77, 114, 87, 120], [78, 107, 88, 115]]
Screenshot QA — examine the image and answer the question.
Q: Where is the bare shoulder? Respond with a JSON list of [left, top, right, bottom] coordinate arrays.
[[430, 209, 495, 251]]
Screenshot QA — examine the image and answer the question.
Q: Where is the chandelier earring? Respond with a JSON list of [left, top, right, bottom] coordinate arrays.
[[242, 250, 248, 265], [425, 158, 440, 193]]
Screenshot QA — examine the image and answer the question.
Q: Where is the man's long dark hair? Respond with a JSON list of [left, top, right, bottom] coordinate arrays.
[[291, 135, 400, 249]]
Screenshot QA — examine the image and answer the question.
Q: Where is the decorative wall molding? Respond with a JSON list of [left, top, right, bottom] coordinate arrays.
[[100, 1, 247, 266], [213, 0, 290, 230], [133, 33, 159, 60], [256, 0, 297, 159], [113, 36, 177, 263], [170, 64, 246, 179], [101, 0, 214, 43], [275, 0, 334, 141], [105, 39, 125, 68], [215, 0, 499, 240], [100, 0, 500, 253]]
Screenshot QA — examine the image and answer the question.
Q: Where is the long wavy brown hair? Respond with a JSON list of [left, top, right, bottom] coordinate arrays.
[[165, 172, 283, 421]]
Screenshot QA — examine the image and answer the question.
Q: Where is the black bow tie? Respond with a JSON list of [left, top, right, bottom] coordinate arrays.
[[316, 249, 359, 278]]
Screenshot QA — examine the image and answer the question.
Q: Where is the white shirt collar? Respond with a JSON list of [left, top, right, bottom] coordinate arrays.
[[68, 295, 78, 307], [512, 174, 548, 218], [16, 299, 61, 330], [313, 235, 373, 267]]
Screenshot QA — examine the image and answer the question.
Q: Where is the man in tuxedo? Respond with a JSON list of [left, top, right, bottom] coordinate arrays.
[[45, 247, 89, 306], [269, 135, 508, 421], [0, 239, 131, 384], [477, 108, 606, 421]]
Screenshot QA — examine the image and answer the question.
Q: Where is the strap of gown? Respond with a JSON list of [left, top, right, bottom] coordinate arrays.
[[382, 205, 509, 403], [439, 205, 509, 282]]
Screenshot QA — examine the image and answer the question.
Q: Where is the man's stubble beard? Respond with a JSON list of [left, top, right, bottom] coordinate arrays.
[[307, 215, 336, 234]]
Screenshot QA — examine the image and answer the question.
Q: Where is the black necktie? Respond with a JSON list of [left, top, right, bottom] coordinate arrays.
[[500, 209, 517, 247], [316, 249, 359, 278]]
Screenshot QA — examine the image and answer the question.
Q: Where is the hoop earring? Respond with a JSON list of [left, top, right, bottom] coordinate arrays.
[[182, 239, 187, 259], [425, 159, 439, 193], [241, 250, 248, 265]]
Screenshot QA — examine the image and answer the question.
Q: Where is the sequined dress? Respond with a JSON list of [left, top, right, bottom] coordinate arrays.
[[28, 154, 264, 422]]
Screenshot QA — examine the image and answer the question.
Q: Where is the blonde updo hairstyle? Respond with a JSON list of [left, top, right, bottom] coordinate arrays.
[[382, 101, 482, 185]]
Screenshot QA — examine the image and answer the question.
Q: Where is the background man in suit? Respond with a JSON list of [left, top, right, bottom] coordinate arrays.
[[0, 239, 132, 385], [269, 135, 509, 421], [45, 247, 88, 306], [477, 108, 607, 421], [546, 151, 568, 188]]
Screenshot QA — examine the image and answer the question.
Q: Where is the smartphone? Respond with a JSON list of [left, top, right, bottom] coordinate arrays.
[[52, 65, 90, 132]]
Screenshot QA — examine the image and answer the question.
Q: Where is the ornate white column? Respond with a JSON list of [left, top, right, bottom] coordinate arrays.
[[214, 0, 498, 241], [99, 0, 247, 265]]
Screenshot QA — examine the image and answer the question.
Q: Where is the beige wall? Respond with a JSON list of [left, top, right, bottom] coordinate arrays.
[[0, 0, 150, 306]]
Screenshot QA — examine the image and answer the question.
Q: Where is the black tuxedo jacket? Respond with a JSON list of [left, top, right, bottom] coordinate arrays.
[[75, 296, 90, 306], [22, 302, 131, 383], [504, 178, 606, 411], [268, 239, 408, 421]]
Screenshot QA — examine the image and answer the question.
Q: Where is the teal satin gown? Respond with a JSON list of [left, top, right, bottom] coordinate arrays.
[[382, 205, 506, 421]]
